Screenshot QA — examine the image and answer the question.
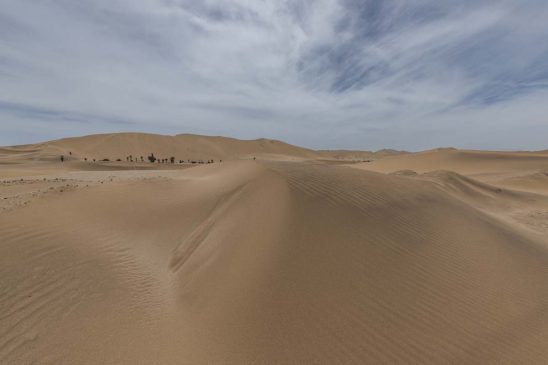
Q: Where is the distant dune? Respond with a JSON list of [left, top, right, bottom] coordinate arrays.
[[352, 147, 548, 195], [318, 148, 408, 161], [353, 148, 548, 174], [1, 135, 548, 364], [1, 132, 320, 162], [1, 133, 410, 164]]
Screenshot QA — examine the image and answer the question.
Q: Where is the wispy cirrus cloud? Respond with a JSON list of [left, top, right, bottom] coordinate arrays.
[[1, 0, 547, 149]]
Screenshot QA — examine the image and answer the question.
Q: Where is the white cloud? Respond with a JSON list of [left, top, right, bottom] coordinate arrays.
[[0, 0, 547, 150]]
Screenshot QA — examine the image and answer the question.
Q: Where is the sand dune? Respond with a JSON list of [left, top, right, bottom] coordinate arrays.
[[354, 148, 548, 195], [495, 170, 548, 195], [1, 165, 548, 363], [1, 137, 548, 363], [354, 148, 548, 174], [1, 133, 319, 163], [1, 132, 406, 165], [317, 148, 408, 161]]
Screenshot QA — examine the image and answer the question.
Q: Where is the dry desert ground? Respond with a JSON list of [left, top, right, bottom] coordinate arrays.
[[1, 133, 548, 364]]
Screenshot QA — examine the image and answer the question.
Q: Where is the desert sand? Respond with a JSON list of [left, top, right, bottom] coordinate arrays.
[[1, 134, 548, 364]]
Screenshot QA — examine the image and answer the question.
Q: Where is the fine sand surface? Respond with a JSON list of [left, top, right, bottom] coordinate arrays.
[[0, 133, 319, 163], [1, 136, 548, 364], [352, 148, 548, 194], [0, 132, 405, 164]]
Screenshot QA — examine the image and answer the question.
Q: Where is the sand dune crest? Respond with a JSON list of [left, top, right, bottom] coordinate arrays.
[[1, 137, 548, 363]]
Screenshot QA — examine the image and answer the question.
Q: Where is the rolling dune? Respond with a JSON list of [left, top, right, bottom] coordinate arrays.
[[1, 132, 407, 165], [354, 148, 548, 175], [0, 133, 318, 163], [354, 148, 548, 195], [2, 151, 548, 363]]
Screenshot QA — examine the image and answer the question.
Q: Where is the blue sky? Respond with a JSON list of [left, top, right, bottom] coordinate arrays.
[[1, 0, 547, 150]]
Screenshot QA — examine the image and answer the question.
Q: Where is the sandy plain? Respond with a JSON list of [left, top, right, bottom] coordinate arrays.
[[1, 133, 548, 364]]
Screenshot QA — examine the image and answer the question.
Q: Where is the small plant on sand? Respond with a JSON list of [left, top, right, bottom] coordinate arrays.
[[147, 153, 156, 163]]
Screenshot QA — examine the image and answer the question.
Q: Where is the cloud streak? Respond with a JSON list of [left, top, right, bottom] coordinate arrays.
[[1, 0, 547, 150]]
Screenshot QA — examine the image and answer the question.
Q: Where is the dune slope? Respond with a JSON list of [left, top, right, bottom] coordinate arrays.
[[1, 161, 548, 364], [354, 148, 548, 175], [0, 133, 319, 163], [353, 148, 548, 195]]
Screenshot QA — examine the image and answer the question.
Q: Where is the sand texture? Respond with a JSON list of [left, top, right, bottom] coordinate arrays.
[[1, 134, 548, 364]]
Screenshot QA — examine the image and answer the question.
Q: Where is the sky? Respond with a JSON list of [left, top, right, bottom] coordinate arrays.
[[1, 0, 548, 151]]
